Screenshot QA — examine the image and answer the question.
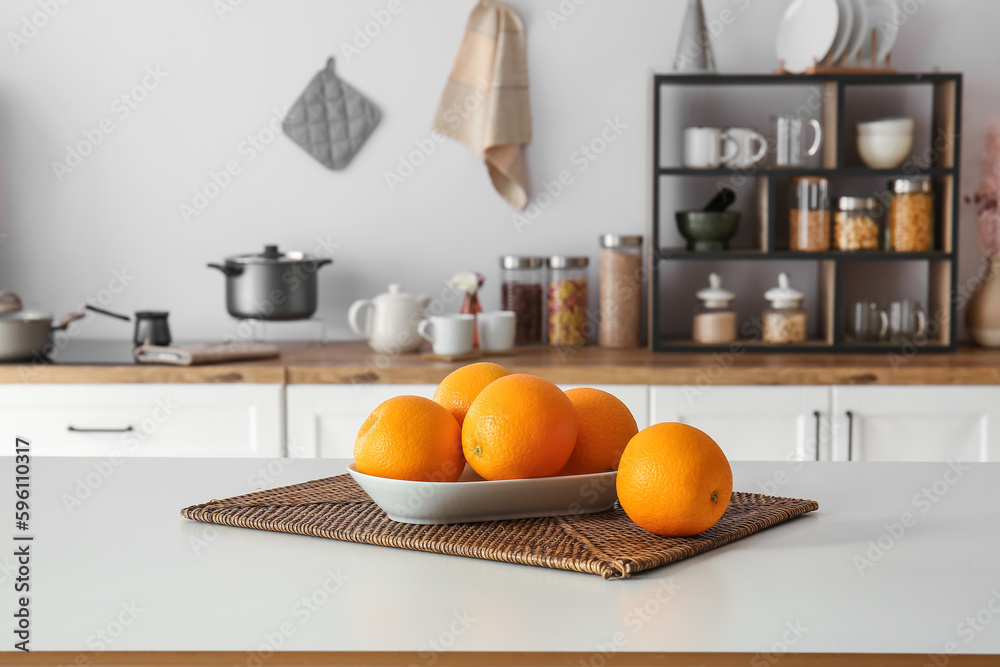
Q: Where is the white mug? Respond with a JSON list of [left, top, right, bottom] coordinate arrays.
[[477, 311, 516, 353], [724, 127, 767, 168], [684, 127, 738, 168], [418, 314, 474, 356]]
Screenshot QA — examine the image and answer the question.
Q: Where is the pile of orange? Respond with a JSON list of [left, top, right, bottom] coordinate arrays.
[[354, 361, 733, 536]]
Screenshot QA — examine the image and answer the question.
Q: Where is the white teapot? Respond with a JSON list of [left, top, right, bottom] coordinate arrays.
[[348, 284, 430, 353]]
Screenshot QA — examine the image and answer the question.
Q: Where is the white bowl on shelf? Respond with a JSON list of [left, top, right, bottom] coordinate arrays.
[[857, 118, 915, 169]]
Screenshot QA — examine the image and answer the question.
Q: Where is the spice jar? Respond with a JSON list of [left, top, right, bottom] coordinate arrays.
[[888, 177, 934, 252], [790, 176, 831, 251], [547, 256, 589, 347], [599, 235, 643, 349], [834, 196, 880, 251], [500, 256, 544, 345], [693, 273, 737, 344], [762, 273, 807, 344]]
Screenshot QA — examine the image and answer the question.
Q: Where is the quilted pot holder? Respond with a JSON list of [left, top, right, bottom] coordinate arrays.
[[282, 57, 381, 170]]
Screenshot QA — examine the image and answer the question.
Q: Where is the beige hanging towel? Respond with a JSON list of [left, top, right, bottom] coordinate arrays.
[[432, 0, 531, 210]]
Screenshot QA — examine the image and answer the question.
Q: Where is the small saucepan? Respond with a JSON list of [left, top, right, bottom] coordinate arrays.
[[0, 291, 86, 362], [86, 305, 172, 346]]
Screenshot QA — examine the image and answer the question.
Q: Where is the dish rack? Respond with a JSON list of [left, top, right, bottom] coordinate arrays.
[[776, 29, 897, 75]]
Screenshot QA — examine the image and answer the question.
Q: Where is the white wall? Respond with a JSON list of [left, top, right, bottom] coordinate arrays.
[[0, 0, 996, 343]]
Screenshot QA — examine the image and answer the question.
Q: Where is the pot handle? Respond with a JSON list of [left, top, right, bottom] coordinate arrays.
[[347, 300, 374, 340], [0, 291, 22, 315], [315, 258, 333, 268], [54, 312, 86, 330], [207, 263, 244, 278]]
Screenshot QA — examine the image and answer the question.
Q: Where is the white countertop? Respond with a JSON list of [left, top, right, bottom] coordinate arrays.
[[5, 457, 999, 655]]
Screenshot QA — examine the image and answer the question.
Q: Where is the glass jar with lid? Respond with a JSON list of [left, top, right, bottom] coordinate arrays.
[[834, 196, 880, 251], [693, 273, 737, 344], [888, 177, 934, 252], [500, 256, 544, 345], [790, 176, 831, 251], [598, 234, 643, 349], [547, 256, 589, 347], [762, 272, 807, 343]]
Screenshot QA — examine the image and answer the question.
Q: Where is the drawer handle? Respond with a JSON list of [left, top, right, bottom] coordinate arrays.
[[67, 425, 134, 434], [845, 411, 854, 461], [813, 410, 821, 462]]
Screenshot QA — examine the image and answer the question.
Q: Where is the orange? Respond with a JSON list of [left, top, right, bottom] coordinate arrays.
[[559, 388, 638, 476], [616, 423, 733, 536], [432, 362, 511, 426], [462, 374, 577, 480], [354, 395, 464, 482]]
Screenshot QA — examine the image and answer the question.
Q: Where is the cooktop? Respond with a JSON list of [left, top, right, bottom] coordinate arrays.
[[2, 339, 159, 365]]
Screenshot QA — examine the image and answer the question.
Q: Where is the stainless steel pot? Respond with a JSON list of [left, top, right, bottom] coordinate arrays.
[[207, 245, 332, 321], [0, 291, 85, 361]]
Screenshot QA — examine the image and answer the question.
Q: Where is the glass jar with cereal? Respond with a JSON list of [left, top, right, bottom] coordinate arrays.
[[762, 272, 807, 344], [834, 196, 880, 251], [547, 256, 589, 347]]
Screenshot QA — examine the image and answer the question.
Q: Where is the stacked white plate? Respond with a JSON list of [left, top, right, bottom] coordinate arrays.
[[776, 0, 901, 72]]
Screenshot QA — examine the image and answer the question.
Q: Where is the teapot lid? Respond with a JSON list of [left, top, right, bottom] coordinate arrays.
[[375, 283, 419, 303], [696, 273, 734, 308], [764, 273, 804, 309]]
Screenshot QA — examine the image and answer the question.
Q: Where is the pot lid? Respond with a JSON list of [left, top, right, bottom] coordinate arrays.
[[0, 306, 52, 322], [765, 273, 804, 309], [696, 273, 735, 308], [227, 244, 316, 265]]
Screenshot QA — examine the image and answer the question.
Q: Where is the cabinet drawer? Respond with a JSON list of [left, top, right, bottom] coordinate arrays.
[[287, 384, 438, 458], [0, 384, 283, 458]]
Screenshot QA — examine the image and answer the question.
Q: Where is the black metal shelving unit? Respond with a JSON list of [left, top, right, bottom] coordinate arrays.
[[650, 72, 963, 354]]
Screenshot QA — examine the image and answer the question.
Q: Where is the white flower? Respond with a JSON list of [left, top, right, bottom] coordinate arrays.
[[450, 272, 480, 294]]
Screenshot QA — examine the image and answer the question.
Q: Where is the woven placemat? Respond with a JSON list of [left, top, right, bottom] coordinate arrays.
[[181, 474, 818, 579]]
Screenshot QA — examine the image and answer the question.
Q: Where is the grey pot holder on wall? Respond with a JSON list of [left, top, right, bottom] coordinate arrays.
[[282, 57, 381, 170]]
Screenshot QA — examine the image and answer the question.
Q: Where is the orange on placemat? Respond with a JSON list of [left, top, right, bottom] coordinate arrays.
[[616, 422, 733, 537], [462, 374, 577, 480], [354, 396, 464, 482], [559, 388, 638, 476], [432, 362, 510, 426]]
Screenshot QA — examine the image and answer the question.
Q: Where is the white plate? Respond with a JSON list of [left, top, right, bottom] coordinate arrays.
[[859, 0, 900, 66], [844, 0, 870, 63], [828, 0, 855, 64], [775, 0, 840, 73], [347, 463, 618, 525]]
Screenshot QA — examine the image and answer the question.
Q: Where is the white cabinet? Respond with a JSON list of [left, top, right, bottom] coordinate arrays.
[[556, 384, 650, 430], [286, 384, 437, 458], [0, 384, 283, 458], [831, 386, 1000, 462], [650, 386, 830, 461]]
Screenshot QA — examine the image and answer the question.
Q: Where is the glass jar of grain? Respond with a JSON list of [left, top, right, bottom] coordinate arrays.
[[547, 256, 589, 347], [762, 272, 807, 344], [693, 273, 737, 344], [500, 256, 544, 345], [598, 235, 643, 349], [790, 176, 831, 251], [834, 196, 880, 251], [888, 177, 934, 252]]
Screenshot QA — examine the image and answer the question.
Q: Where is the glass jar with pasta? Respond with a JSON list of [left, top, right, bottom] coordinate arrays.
[[888, 177, 934, 252], [790, 176, 831, 252], [834, 196, 880, 251], [547, 256, 589, 347]]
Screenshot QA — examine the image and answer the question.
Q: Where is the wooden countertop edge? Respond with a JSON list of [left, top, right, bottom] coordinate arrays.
[[0, 364, 287, 385], [5, 652, 996, 667]]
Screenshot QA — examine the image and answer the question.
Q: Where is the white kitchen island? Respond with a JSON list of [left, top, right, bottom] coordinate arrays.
[[2, 457, 998, 666]]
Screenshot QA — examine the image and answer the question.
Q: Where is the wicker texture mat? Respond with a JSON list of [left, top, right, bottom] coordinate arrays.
[[181, 474, 818, 579]]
